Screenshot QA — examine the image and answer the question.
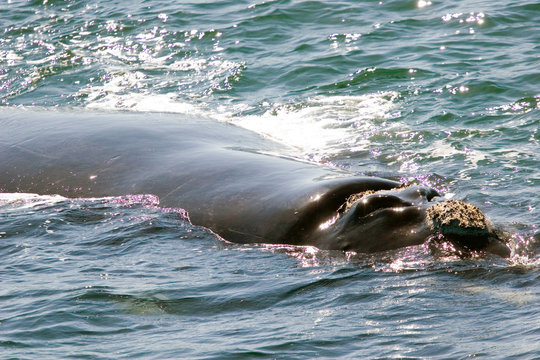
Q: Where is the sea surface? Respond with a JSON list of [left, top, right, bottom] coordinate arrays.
[[1, 0, 539, 358]]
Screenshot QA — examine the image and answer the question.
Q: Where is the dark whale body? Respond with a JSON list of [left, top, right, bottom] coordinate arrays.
[[0, 109, 509, 256]]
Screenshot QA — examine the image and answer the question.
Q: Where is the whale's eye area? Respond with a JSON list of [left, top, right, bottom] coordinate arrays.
[[352, 194, 413, 218]]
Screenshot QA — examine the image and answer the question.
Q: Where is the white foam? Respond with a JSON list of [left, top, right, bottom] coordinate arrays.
[[82, 91, 401, 165], [223, 92, 401, 158], [0, 193, 67, 209], [86, 91, 203, 114], [73, 30, 400, 160], [80, 55, 244, 112], [416, 139, 486, 171], [1, 50, 24, 65]]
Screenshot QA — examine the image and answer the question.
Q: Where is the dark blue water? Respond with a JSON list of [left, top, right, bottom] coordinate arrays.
[[1, 0, 539, 358]]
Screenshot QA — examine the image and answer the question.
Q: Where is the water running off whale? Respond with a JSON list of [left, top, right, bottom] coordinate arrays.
[[0, 109, 510, 257]]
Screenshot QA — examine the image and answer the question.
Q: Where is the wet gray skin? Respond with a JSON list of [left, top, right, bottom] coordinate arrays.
[[0, 110, 510, 257]]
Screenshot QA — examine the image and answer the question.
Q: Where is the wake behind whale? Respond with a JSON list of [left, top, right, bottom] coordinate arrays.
[[0, 109, 510, 257]]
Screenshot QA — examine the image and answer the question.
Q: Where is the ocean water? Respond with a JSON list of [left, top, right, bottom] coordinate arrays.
[[1, 0, 539, 359]]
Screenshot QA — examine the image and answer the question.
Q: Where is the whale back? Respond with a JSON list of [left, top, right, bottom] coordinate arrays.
[[0, 110, 400, 245]]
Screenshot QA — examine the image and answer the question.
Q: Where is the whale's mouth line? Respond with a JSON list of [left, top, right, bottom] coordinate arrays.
[[339, 185, 436, 219]]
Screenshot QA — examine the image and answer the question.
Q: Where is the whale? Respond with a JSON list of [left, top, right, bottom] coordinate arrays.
[[0, 109, 510, 257]]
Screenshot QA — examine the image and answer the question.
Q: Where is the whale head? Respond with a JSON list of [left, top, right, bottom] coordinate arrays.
[[314, 186, 510, 257]]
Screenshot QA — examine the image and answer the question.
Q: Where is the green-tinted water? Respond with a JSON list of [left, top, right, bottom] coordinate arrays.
[[1, 0, 538, 358]]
